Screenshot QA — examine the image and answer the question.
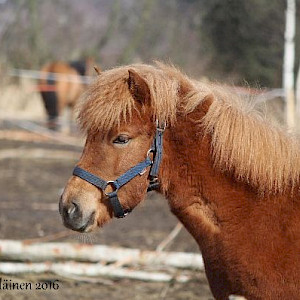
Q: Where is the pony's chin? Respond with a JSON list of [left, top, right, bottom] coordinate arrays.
[[74, 221, 98, 233]]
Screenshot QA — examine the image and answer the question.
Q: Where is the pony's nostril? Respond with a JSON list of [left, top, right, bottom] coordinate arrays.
[[63, 201, 81, 221], [61, 200, 94, 232], [68, 204, 77, 216], [67, 201, 78, 217]]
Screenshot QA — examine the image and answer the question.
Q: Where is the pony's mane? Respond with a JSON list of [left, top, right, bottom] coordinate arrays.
[[199, 87, 300, 194], [78, 62, 300, 194]]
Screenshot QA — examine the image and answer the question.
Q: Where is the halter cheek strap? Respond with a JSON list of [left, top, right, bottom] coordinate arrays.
[[72, 122, 165, 218]]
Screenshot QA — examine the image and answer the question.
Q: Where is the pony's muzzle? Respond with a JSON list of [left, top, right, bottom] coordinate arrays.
[[59, 197, 95, 232]]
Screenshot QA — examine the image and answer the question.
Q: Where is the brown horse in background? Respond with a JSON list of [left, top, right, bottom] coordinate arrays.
[[39, 58, 96, 130], [59, 63, 300, 299]]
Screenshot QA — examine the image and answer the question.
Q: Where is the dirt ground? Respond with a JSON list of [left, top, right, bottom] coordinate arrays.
[[0, 121, 213, 300]]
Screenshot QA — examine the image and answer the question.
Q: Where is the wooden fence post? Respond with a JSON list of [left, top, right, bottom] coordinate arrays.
[[283, 0, 296, 128]]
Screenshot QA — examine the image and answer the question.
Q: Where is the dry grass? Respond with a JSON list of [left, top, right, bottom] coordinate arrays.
[[0, 79, 44, 119]]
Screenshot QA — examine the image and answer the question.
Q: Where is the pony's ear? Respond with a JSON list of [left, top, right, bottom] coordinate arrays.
[[128, 69, 151, 105], [93, 66, 102, 75], [177, 77, 194, 98]]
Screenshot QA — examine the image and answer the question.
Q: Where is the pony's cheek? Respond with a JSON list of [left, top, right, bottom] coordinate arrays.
[[95, 206, 113, 228], [93, 197, 115, 227], [127, 177, 150, 207]]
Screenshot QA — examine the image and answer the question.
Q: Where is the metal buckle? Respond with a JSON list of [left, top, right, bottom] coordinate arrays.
[[156, 120, 166, 132], [123, 209, 131, 217], [147, 148, 154, 160], [139, 168, 147, 176], [116, 208, 132, 218]]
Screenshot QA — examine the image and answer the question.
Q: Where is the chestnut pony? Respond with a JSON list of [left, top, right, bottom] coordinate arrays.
[[60, 63, 300, 299], [39, 58, 96, 130]]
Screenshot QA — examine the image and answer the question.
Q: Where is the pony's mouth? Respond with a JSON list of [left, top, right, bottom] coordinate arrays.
[[77, 214, 96, 233], [63, 211, 96, 233]]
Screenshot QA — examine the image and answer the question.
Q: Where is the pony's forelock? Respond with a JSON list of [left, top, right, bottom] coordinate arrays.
[[77, 64, 181, 133]]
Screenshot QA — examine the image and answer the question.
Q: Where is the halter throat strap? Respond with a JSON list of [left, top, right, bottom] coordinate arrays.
[[72, 122, 165, 218]]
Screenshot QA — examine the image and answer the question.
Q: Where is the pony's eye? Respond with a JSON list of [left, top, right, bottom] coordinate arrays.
[[113, 135, 130, 144]]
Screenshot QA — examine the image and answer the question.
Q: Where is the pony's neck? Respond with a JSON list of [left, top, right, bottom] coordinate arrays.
[[159, 100, 254, 247], [159, 100, 215, 244]]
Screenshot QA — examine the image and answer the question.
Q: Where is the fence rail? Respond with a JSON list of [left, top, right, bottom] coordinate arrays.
[[9, 68, 94, 84]]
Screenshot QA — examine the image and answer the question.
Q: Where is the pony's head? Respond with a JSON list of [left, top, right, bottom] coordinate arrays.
[[59, 64, 186, 232]]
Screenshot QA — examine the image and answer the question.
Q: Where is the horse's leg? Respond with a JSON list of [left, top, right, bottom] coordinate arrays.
[[40, 90, 59, 131]]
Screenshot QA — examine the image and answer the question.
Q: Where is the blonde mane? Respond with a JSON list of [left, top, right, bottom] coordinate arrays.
[[199, 88, 300, 194], [78, 62, 300, 194]]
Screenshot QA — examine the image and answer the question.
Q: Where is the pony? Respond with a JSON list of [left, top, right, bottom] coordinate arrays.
[[59, 63, 300, 299], [39, 58, 97, 130]]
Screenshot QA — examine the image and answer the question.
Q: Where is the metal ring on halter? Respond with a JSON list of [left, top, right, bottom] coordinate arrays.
[[147, 148, 154, 159], [104, 181, 118, 196]]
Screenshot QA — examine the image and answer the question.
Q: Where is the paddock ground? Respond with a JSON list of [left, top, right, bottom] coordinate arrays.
[[0, 122, 213, 300]]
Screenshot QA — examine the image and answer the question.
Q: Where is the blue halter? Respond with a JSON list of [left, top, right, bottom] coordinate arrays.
[[72, 121, 165, 218]]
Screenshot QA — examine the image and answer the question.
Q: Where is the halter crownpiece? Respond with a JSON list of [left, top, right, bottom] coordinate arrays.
[[72, 121, 166, 218]]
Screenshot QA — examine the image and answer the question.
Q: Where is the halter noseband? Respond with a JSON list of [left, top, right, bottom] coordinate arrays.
[[72, 121, 165, 218]]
